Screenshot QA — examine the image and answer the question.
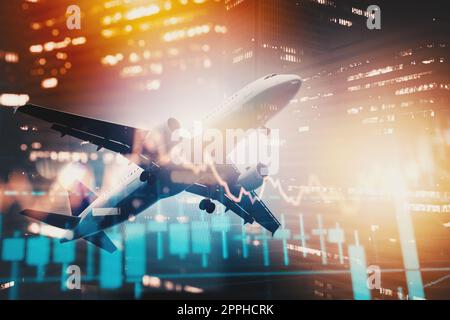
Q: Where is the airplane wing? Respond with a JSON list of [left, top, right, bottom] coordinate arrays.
[[236, 189, 281, 235], [185, 165, 281, 234], [17, 104, 148, 154]]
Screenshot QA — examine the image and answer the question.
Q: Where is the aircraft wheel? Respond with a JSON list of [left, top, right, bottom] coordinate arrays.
[[206, 201, 216, 214], [140, 171, 150, 182], [199, 199, 208, 210], [140, 171, 157, 184]]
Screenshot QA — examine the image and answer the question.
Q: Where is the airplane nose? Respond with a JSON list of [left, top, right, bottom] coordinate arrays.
[[290, 79, 301, 86], [287, 75, 302, 91], [289, 75, 301, 83]]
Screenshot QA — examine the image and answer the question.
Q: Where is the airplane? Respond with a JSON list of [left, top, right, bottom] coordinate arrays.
[[15, 74, 302, 253]]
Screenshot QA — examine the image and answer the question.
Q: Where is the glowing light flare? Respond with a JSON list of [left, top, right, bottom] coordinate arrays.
[[214, 25, 227, 34], [164, 17, 184, 26], [150, 63, 163, 74], [31, 142, 42, 150], [4, 52, 19, 63], [203, 58, 212, 68], [163, 24, 211, 42], [28, 222, 67, 238], [31, 22, 41, 30], [120, 65, 144, 77], [101, 28, 117, 38], [164, 1, 172, 10], [58, 163, 88, 189], [154, 214, 167, 223], [0, 281, 15, 290], [101, 53, 124, 66], [45, 19, 56, 27], [31, 37, 86, 53], [176, 216, 189, 223], [72, 37, 86, 45], [104, 0, 122, 9], [0, 93, 29, 106], [30, 44, 43, 53], [184, 286, 204, 294], [129, 52, 140, 63], [146, 79, 161, 91], [142, 276, 161, 288], [125, 4, 160, 20], [41, 77, 58, 89]]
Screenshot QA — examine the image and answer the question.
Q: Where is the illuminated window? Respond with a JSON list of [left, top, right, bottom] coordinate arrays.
[[347, 64, 404, 82], [310, 0, 335, 7], [347, 71, 432, 92], [163, 24, 211, 42], [395, 83, 437, 95], [225, 0, 245, 11], [329, 17, 352, 27], [351, 7, 364, 15], [233, 51, 253, 64], [4, 52, 19, 63], [399, 49, 412, 57], [421, 58, 434, 64], [101, 53, 124, 66], [281, 54, 300, 63], [125, 4, 160, 21], [121, 65, 144, 77]]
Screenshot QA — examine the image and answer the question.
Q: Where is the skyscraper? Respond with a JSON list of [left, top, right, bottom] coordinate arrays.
[[224, 0, 372, 91]]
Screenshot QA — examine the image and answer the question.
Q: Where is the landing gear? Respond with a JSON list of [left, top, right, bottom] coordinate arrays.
[[199, 199, 208, 210], [199, 199, 216, 214], [206, 202, 216, 214], [140, 171, 156, 184]]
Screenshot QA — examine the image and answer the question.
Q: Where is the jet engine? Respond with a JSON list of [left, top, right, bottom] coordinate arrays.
[[236, 163, 269, 191]]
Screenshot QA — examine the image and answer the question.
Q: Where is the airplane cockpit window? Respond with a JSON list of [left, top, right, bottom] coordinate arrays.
[[264, 74, 277, 80]]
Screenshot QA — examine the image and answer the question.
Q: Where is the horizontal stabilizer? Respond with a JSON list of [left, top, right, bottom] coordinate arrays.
[[84, 231, 117, 253], [20, 209, 80, 229]]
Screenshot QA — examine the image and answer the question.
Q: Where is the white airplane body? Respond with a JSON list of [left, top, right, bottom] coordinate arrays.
[[17, 74, 301, 252]]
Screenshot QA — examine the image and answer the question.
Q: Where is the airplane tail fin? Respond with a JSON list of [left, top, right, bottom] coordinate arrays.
[[20, 209, 80, 229], [83, 231, 117, 253], [68, 180, 97, 217]]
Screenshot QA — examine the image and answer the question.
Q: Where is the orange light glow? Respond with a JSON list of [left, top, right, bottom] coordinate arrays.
[[41, 77, 58, 89]]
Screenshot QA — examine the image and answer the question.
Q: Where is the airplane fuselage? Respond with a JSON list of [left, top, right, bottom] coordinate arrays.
[[206, 74, 301, 131], [66, 164, 184, 241]]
